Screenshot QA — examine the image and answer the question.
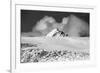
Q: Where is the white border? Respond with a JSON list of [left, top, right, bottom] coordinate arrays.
[[11, 2, 96, 73]]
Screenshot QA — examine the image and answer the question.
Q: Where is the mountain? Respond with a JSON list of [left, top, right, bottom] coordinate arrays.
[[46, 28, 68, 37]]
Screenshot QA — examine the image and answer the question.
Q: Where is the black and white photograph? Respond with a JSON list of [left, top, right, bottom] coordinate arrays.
[[10, 1, 97, 72], [20, 9, 90, 63]]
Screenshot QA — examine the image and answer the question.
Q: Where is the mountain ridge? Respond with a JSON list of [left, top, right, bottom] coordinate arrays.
[[46, 28, 68, 37]]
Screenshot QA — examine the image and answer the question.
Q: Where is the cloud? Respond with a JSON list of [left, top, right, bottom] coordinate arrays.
[[33, 16, 55, 31], [25, 15, 89, 37], [62, 15, 89, 37]]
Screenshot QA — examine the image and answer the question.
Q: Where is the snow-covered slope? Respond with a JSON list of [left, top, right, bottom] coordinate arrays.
[[21, 36, 89, 63], [21, 36, 89, 53], [21, 29, 89, 63]]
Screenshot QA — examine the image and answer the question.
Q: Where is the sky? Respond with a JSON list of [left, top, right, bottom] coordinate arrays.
[[21, 10, 89, 33]]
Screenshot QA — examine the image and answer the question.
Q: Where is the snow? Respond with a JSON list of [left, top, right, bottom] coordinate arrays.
[[21, 36, 89, 53]]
